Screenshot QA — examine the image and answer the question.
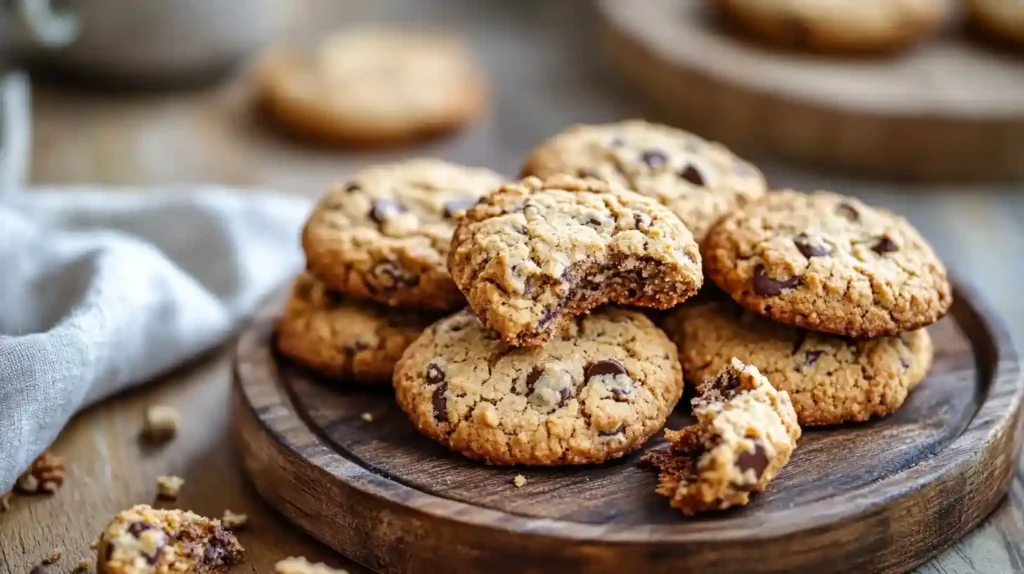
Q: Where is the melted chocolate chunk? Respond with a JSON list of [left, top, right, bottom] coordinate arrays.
[[585, 359, 627, 382], [679, 164, 705, 186], [443, 198, 477, 219], [794, 233, 831, 258], [735, 439, 769, 479], [426, 362, 445, 386], [804, 350, 822, 366], [634, 213, 651, 230], [752, 264, 801, 296], [599, 424, 626, 437], [432, 382, 449, 423], [524, 367, 543, 395], [641, 149, 668, 168], [610, 382, 633, 402], [127, 522, 155, 538], [872, 236, 899, 254], [369, 198, 403, 224]]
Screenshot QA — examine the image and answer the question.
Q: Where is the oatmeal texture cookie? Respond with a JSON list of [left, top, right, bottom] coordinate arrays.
[[448, 175, 702, 348], [303, 159, 505, 310], [704, 190, 951, 338], [256, 28, 487, 146], [664, 301, 934, 425], [393, 308, 683, 465], [96, 504, 245, 574], [521, 120, 766, 242], [276, 274, 442, 382], [644, 358, 800, 515], [715, 0, 947, 55]]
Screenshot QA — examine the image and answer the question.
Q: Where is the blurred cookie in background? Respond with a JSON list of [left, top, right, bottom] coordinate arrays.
[[966, 0, 1024, 50], [255, 28, 488, 147], [713, 0, 949, 55]]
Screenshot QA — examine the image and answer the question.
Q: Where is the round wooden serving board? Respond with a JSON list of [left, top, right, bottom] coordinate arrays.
[[233, 282, 1023, 574], [597, 0, 1024, 182]]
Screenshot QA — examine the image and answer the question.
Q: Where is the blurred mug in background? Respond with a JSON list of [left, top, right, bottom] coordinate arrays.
[[7, 0, 291, 87]]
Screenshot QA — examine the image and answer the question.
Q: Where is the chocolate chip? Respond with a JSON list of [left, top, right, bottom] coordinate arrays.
[[679, 164, 704, 186], [558, 386, 572, 407], [641, 150, 668, 168], [577, 168, 599, 179], [794, 233, 831, 258], [443, 198, 477, 219], [432, 381, 449, 423], [370, 261, 416, 290], [586, 216, 605, 228], [752, 264, 800, 296], [736, 439, 769, 479], [127, 521, 155, 538], [344, 182, 361, 193], [900, 358, 910, 369], [585, 359, 627, 382], [719, 372, 741, 393], [804, 350, 822, 366], [599, 424, 625, 437], [610, 383, 632, 401], [369, 198, 403, 224], [836, 203, 859, 221], [872, 236, 899, 254], [426, 362, 445, 386], [634, 213, 651, 230], [524, 367, 543, 395]]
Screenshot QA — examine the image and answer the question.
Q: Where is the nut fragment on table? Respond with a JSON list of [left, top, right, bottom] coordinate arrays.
[[221, 509, 249, 530], [43, 547, 61, 564], [513, 474, 527, 488], [275, 556, 349, 574], [156, 475, 185, 500], [15, 451, 65, 494], [143, 405, 180, 441]]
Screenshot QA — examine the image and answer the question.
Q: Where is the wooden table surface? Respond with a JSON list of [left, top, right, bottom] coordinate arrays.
[[3, 1, 1024, 572]]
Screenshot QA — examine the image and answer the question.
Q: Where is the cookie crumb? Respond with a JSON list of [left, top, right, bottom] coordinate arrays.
[[88, 538, 99, 550], [75, 558, 90, 571], [275, 556, 349, 574], [360, 412, 374, 422], [513, 474, 527, 488], [222, 509, 249, 530], [143, 405, 180, 441], [0, 491, 12, 511], [43, 547, 61, 564], [156, 475, 185, 500], [15, 451, 65, 495]]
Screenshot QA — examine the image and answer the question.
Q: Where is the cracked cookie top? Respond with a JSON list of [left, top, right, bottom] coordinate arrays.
[[276, 274, 443, 383], [392, 307, 682, 465], [303, 159, 505, 310], [643, 358, 801, 515], [448, 175, 702, 348], [521, 120, 766, 242], [663, 300, 934, 426], [96, 504, 245, 574], [704, 190, 951, 338]]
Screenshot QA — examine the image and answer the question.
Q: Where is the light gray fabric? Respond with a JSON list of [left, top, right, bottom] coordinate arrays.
[[0, 187, 310, 492]]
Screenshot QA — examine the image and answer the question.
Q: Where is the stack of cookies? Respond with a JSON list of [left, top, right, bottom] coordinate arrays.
[[278, 119, 952, 517]]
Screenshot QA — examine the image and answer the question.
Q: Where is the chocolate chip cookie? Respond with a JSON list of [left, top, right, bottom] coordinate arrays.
[[520, 120, 766, 243], [643, 358, 801, 515], [704, 190, 952, 338], [303, 159, 505, 310], [276, 274, 442, 383], [256, 28, 487, 146], [715, 0, 947, 55], [664, 300, 934, 425], [393, 307, 682, 465], [96, 504, 245, 573], [448, 175, 703, 348]]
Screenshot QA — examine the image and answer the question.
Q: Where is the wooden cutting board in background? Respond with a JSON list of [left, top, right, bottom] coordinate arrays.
[[234, 282, 1023, 573], [597, 0, 1024, 182]]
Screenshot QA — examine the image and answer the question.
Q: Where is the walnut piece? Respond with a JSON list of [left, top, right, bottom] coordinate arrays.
[[221, 509, 249, 530], [513, 474, 527, 488], [15, 451, 65, 495], [156, 475, 185, 500], [143, 405, 180, 441]]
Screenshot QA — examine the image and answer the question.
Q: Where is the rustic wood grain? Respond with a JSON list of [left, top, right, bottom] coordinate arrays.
[[597, 0, 1024, 182], [4, 1, 1024, 572], [232, 284, 1023, 573]]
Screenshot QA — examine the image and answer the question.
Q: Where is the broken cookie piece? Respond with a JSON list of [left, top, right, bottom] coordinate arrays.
[[15, 451, 65, 495], [643, 358, 800, 515], [96, 504, 245, 573], [448, 175, 702, 348]]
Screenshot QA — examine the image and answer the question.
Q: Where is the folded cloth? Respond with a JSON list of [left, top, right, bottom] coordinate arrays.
[[0, 187, 311, 492]]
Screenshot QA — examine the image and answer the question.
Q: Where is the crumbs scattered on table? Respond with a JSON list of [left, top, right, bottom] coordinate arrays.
[[75, 558, 91, 572], [360, 412, 374, 422], [222, 509, 249, 530], [513, 474, 527, 488], [275, 556, 350, 574], [43, 547, 62, 564], [15, 451, 65, 495], [156, 475, 185, 500], [143, 405, 181, 442]]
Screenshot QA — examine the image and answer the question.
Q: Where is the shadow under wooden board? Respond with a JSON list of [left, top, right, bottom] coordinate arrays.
[[596, 0, 1024, 182], [233, 282, 1023, 574]]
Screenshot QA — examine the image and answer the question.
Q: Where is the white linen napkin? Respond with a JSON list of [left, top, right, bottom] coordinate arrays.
[[0, 74, 312, 492]]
